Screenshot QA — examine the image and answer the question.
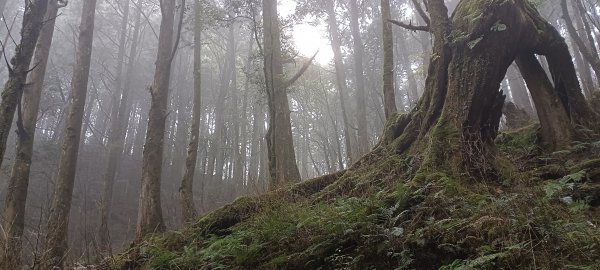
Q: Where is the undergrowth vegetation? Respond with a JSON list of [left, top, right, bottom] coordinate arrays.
[[111, 126, 600, 269]]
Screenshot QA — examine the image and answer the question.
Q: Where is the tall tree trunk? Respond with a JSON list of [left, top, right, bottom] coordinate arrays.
[[51, 105, 66, 142], [120, 0, 143, 157], [172, 60, 189, 182], [325, 0, 354, 165], [0, 0, 48, 170], [516, 54, 573, 150], [79, 83, 95, 145], [233, 38, 254, 194], [348, 0, 369, 158], [207, 23, 235, 180], [571, 38, 595, 98], [136, 0, 176, 238], [381, 0, 397, 118], [561, 0, 600, 85], [41, 0, 97, 267], [571, 1, 597, 96], [325, 96, 344, 171], [227, 24, 239, 186], [0, 1, 58, 268], [97, 0, 130, 253], [94, 94, 111, 146], [247, 102, 264, 192], [573, 0, 599, 61], [179, 0, 202, 224], [258, 133, 269, 192], [133, 103, 148, 158], [263, 0, 301, 189]]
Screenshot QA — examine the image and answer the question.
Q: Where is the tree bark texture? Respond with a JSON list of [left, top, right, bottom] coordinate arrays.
[[41, 0, 97, 267], [516, 54, 573, 150], [263, 0, 301, 190], [0, 1, 58, 268], [381, 0, 398, 118], [136, 0, 176, 239], [0, 0, 48, 171], [382, 0, 598, 180], [180, 0, 202, 224]]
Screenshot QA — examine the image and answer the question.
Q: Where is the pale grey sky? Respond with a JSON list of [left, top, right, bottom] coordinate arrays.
[[280, 0, 334, 65]]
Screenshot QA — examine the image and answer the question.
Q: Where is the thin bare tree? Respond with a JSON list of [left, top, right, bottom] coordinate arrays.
[[137, 0, 182, 238], [179, 0, 202, 224], [40, 0, 98, 267]]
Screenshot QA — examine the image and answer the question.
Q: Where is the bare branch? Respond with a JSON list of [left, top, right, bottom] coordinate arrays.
[[388, 19, 430, 32], [131, 0, 159, 39], [283, 50, 318, 89]]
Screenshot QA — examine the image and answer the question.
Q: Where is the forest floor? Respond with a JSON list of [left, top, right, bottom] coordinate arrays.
[[109, 124, 600, 269]]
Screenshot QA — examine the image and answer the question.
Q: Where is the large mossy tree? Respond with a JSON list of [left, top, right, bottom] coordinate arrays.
[[382, 0, 599, 181]]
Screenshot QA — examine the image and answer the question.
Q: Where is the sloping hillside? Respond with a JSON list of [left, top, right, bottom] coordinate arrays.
[[109, 125, 600, 269]]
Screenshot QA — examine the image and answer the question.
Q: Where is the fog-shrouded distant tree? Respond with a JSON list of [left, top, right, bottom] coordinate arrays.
[[41, 0, 98, 268], [297, 0, 355, 166], [325, 0, 354, 165], [97, 0, 132, 254], [348, 0, 370, 158], [180, 0, 202, 224], [561, 0, 600, 98], [136, 0, 182, 238]]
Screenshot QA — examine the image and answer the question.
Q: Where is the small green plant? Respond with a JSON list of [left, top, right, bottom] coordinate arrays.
[[543, 170, 586, 197]]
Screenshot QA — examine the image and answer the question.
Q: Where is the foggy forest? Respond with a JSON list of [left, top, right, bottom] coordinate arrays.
[[0, 0, 599, 269]]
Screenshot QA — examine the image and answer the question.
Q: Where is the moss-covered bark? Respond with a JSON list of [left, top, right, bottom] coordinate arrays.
[[383, 0, 598, 180]]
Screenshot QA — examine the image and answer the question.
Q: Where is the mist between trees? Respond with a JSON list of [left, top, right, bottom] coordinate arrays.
[[0, 0, 598, 268]]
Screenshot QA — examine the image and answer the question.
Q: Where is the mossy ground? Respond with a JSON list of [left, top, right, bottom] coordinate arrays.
[[109, 126, 600, 269]]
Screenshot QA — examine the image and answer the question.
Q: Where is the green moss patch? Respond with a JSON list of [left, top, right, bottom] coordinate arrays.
[[113, 124, 600, 270]]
